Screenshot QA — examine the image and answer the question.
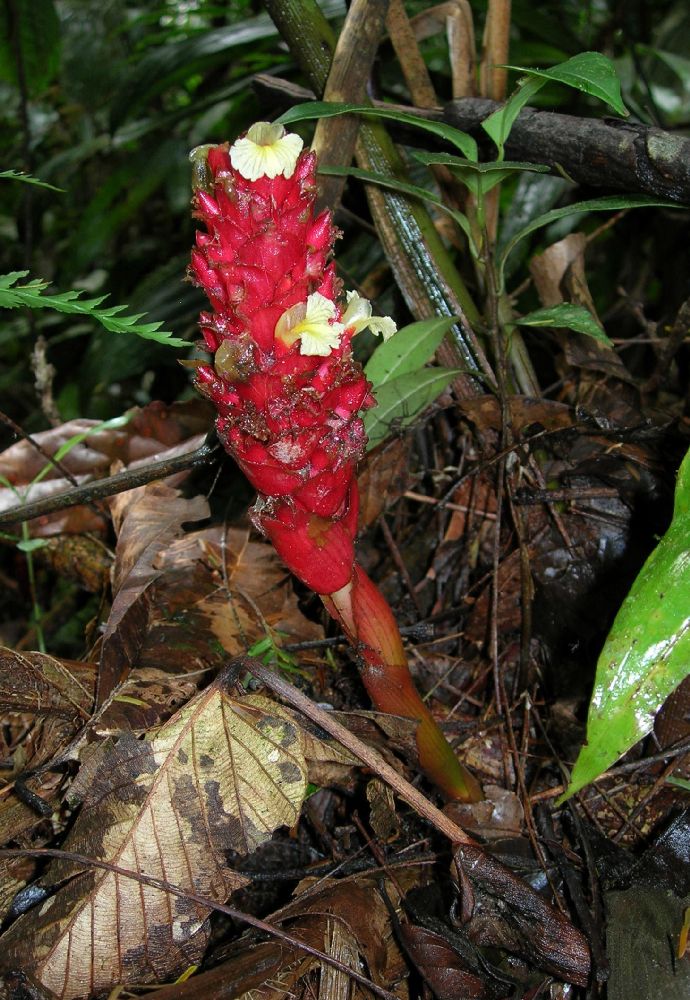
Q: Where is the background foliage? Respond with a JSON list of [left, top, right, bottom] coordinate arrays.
[[2, 0, 690, 428]]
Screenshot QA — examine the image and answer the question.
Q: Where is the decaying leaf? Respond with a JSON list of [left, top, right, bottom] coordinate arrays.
[[0, 400, 211, 536], [0, 669, 308, 999], [97, 481, 210, 702], [158, 525, 324, 663], [453, 842, 591, 986], [0, 648, 94, 771]]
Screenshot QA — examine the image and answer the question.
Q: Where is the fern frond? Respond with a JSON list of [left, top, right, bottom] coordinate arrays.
[[0, 271, 188, 348], [0, 169, 64, 192]]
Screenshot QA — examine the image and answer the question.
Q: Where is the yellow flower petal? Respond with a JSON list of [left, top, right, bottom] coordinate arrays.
[[342, 290, 396, 341], [229, 122, 303, 181], [275, 292, 344, 356]]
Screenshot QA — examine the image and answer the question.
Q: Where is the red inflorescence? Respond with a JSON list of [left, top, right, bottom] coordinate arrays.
[[189, 142, 373, 594]]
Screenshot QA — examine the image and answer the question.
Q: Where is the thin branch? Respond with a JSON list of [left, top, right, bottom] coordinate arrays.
[[0, 434, 219, 527]]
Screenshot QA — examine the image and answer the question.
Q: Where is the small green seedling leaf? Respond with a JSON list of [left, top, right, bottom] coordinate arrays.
[[365, 316, 457, 387], [365, 367, 461, 449], [560, 445, 690, 801], [505, 51, 628, 117], [0, 169, 64, 192], [514, 303, 612, 345], [0, 271, 188, 348], [16, 538, 49, 553], [481, 76, 545, 159], [279, 100, 478, 161]]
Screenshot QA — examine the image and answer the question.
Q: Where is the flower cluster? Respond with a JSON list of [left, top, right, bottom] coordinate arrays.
[[190, 122, 394, 595], [189, 122, 481, 802]]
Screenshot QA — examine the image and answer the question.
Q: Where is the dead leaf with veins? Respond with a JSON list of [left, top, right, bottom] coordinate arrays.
[[0, 668, 308, 999]]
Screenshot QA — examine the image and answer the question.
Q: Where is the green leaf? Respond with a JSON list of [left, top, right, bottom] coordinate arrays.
[[561, 445, 690, 800], [481, 76, 545, 159], [0, 272, 188, 348], [365, 317, 457, 387], [514, 303, 612, 345], [16, 538, 49, 553], [0, 0, 60, 96], [279, 101, 479, 161], [411, 153, 549, 176], [0, 169, 64, 192], [31, 414, 132, 487], [666, 776, 690, 792], [411, 150, 550, 196], [505, 52, 628, 117], [497, 195, 678, 291], [364, 368, 461, 449], [318, 165, 476, 252]]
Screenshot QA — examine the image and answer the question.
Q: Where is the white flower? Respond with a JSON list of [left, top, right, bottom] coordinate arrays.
[[341, 290, 396, 340], [275, 292, 345, 356], [229, 122, 303, 182]]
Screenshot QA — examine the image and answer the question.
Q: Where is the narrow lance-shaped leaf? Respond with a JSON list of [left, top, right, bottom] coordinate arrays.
[[319, 164, 476, 252], [364, 368, 462, 450], [497, 196, 680, 291], [514, 303, 612, 346], [365, 317, 458, 387], [279, 99, 479, 160], [0, 271, 188, 347], [561, 445, 690, 800]]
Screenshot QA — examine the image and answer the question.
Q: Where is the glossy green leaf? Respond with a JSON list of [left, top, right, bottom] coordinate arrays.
[[481, 76, 545, 158], [364, 367, 461, 449], [365, 317, 457, 387], [279, 101, 479, 161], [561, 445, 690, 800], [497, 195, 678, 291], [0, 272, 187, 348], [505, 52, 628, 117], [514, 303, 612, 345]]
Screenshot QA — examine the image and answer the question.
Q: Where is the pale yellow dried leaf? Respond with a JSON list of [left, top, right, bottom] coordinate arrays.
[[0, 678, 308, 999]]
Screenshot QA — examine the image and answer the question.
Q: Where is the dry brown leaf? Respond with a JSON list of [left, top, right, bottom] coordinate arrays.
[[0, 648, 94, 771], [366, 778, 401, 843], [155, 525, 323, 664], [243, 694, 359, 791], [0, 400, 211, 537], [0, 670, 308, 999], [97, 482, 210, 702], [0, 401, 210, 485], [357, 438, 411, 530]]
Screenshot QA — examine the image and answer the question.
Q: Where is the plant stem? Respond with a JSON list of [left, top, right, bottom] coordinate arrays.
[[323, 562, 483, 802]]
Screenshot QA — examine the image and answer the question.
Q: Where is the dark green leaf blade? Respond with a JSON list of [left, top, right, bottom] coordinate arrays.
[[0, 0, 60, 96], [498, 195, 679, 290], [318, 164, 476, 250]]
